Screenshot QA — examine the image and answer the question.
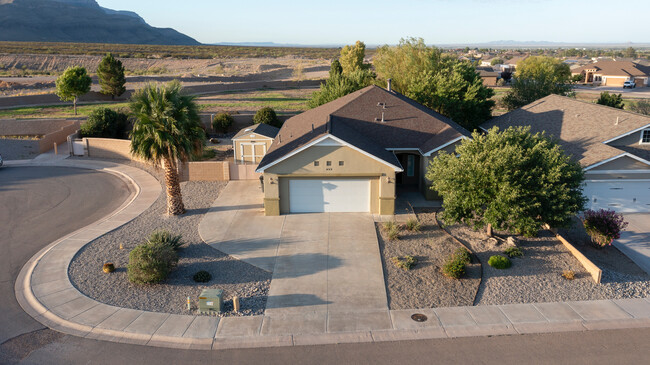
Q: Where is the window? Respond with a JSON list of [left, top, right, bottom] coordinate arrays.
[[640, 129, 650, 144], [314, 161, 319, 166], [326, 161, 332, 166], [339, 161, 344, 166]]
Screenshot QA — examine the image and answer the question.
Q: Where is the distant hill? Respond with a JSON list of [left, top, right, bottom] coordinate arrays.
[[0, 0, 200, 45]]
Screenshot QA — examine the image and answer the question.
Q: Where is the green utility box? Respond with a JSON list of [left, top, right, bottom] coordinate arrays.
[[198, 289, 223, 314]]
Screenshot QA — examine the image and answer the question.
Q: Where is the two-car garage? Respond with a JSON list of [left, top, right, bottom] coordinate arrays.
[[583, 180, 650, 213], [288, 179, 371, 213]]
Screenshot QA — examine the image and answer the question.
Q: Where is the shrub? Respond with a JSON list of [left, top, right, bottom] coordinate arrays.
[[253, 107, 280, 127], [102, 263, 115, 273], [562, 270, 575, 280], [442, 256, 466, 278], [488, 255, 511, 269], [596, 91, 624, 109], [629, 100, 650, 115], [212, 112, 234, 133], [405, 217, 421, 232], [383, 221, 401, 241], [582, 209, 628, 247], [504, 247, 523, 258], [80, 107, 129, 138], [391, 256, 417, 270], [453, 247, 472, 264], [147, 230, 184, 250], [193, 270, 212, 283], [127, 242, 178, 284]]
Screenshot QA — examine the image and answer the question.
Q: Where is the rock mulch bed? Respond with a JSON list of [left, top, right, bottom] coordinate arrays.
[[444, 218, 650, 305], [69, 175, 271, 317], [377, 209, 480, 309]]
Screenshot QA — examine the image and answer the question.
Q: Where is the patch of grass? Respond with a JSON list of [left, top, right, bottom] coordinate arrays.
[[488, 255, 511, 269], [0, 102, 129, 119], [405, 217, 421, 232], [383, 221, 401, 241], [504, 246, 523, 258], [391, 256, 417, 271], [0, 134, 43, 140]]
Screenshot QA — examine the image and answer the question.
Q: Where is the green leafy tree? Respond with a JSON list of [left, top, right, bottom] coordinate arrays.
[[624, 47, 636, 59], [339, 41, 366, 74], [427, 126, 586, 237], [211, 112, 234, 133], [308, 69, 375, 108], [97, 53, 126, 99], [571, 73, 585, 83], [55, 66, 92, 115], [629, 100, 650, 115], [596, 91, 624, 109], [329, 59, 343, 78], [374, 37, 494, 131], [129, 81, 205, 215], [81, 107, 129, 138], [490, 58, 504, 66], [253, 107, 281, 127], [502, 56, 573, 110]]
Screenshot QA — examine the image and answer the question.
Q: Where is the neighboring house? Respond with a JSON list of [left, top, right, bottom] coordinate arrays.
[[482, 94, 650, 213], [476, 67, 500, 86], [500, 55, 528, 73], [572, 60, 650, 87], [232, 123, 279, 164], [255, 85, 471, 216]]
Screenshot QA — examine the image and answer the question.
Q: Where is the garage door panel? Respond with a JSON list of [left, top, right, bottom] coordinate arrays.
[[289, 179, 370, 213], [584, 181, 650, 213]]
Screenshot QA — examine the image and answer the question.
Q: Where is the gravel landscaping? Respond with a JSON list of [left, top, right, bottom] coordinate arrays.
[[377, 209, 480, 309], [69, 163, 271, 316], [444, 218, 650, 306]]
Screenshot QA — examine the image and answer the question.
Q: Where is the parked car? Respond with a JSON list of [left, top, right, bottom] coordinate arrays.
[[623, 80, 636, 89]]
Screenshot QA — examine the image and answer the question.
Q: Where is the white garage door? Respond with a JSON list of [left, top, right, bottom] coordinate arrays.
[[289, 179, 370, 213], [584, 181, 650, 213]]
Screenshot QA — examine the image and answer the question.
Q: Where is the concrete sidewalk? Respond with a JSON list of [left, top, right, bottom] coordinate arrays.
[[13, 158, 650, 351], [614, 214, 650, 275]]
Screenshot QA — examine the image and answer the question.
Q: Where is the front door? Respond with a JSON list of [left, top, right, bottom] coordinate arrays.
[[396, 154, 419, 186]]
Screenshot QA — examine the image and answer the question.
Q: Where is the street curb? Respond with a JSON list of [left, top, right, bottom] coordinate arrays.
[[12, 158, 650, 351]]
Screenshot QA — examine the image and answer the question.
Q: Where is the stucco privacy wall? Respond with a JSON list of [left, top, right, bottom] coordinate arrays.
[[0, 119, 80, 158], [262, 145, 397, 215], [86, 137, 134, 160]]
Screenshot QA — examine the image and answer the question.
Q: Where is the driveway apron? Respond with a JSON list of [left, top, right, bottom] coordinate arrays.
[[614, 214, 650, 275]]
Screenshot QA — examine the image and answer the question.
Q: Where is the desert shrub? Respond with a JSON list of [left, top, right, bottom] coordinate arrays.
[[81, 107, 128, 138], [504, 247, 523, 258], [442, 256, 466, 278], [147, 230, 184, 251], [488, 255, 511, 269], [102, 263, 115, 273], [562, 270, 575, 280], [253, 107, 280, 127], [127, 242, 178, 284], [496, 78, 506, 87], [193, 270, 212, 283], [391, 256, 417, 270], [629, 100, 650, 115], [211, 112, 234, 133], [405, 217, 421, 232], [582, 209, 628, 247], [383, 221, 401, 240], [453, 247, 472, 264]]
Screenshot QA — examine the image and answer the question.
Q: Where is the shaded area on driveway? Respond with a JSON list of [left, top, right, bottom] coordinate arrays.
[[615, 214, 650, 275]]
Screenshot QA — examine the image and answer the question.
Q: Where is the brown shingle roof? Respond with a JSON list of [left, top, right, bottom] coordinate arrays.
[[572, 60, 650, 77], [482, 94, 650, 167], [257, 85, 470, 171]]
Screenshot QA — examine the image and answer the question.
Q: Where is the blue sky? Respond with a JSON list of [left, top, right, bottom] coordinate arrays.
[[97, 0, 650, 45]]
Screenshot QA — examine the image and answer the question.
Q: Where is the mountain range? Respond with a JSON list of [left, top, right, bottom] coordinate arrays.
[[0, 0, 200, 45]]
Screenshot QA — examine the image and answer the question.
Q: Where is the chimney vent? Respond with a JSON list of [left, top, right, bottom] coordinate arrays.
[[615, 116, 619, 125], [387, 78, 392, 92], [381, 112, 385, 123]]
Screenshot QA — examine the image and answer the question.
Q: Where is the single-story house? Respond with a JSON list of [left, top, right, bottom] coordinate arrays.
[[572, 60, 650, 87], [476, 67, 500, 86], [255, 84, 471, 216], [232, 123, 279, 164], [482, 94, 650, 213]]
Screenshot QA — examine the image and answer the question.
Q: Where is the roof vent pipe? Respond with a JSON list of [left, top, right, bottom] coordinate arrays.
[[381, 112, 385, 123], [615, 116, 619, 125], [387, 78, 392, 92]]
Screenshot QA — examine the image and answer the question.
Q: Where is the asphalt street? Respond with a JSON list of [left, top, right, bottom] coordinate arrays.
[[1, 165, 650, 364]]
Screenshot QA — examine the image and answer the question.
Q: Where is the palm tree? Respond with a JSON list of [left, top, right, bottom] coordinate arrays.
[[130, 81, 205, 215]]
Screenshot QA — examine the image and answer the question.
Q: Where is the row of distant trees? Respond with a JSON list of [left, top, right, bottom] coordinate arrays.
[[55, 53, 126, 115]]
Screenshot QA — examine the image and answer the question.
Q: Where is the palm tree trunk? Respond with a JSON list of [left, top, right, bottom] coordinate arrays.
[[162, 158, 185, 215]]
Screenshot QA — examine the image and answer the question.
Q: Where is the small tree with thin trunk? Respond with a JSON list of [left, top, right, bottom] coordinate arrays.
[[129, 81, 205, 215], [97, 53, 126, 100], [55, 66, 92, 115]]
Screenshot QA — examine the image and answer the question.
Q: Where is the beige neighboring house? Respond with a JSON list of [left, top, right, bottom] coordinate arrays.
[[482, 94, 650, 213], [255, 84, 471, 216], [572, 60, 650, 87], [232, 123, 279, 164]]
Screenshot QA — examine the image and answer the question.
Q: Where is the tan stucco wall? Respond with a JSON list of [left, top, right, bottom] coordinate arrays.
[[180, 161, 229, 182], [263, 145, 397, 215], [589, 155, 650, 171], [86, 138, 135, 160], [233, 134, 272, 163]]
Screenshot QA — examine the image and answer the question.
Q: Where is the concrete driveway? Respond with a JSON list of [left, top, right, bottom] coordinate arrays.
[[200, 181, 389, 334], [614, 214, 650, 275]]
